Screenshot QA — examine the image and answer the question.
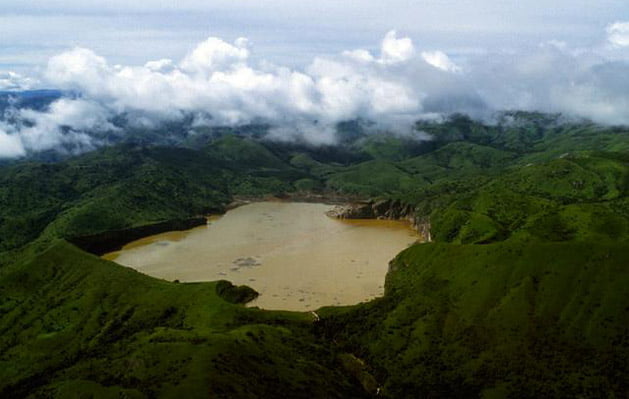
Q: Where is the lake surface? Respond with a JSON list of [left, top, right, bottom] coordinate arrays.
[[103, 202, 418, 311]]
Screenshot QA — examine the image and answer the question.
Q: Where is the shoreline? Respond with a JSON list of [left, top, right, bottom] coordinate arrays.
[[68, 217, 208, 256], [68, 193, 359, 256], [70, 192, 430, 257], [100, 201, 420, 311], [226, 192, 369, 209]]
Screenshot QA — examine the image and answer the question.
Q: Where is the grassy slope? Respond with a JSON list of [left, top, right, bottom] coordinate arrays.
[[0, 241, 365, 398], [0, 137, 307, 253], [0, 146, 229, 252], [429, 154, 629, 244], [319, 240, 629, 398]]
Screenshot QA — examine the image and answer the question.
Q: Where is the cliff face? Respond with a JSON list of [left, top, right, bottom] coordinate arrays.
[[327, 199, 431, 242]]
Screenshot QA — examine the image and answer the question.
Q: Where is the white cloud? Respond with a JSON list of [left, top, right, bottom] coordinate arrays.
[[18, 99, 116, 152], [40, 33, 431, 127], [0, 32, 439, 157], [2, 0, 627, 79], [20, 98, 115, 136], [0, 128, 25, 157], [45, 48, 110, 94], [0, 71, 36, 91], [145, 58, 174, 72], [421, 51, 462, 73], [266, 123, 337, 146], [3, 24, 629, 159], [607, 21, 629, 47], [379, 30, 415, 64], [342, 49, 375, 63], [0, 98, 116, 157], [180, 37, 250, 76]]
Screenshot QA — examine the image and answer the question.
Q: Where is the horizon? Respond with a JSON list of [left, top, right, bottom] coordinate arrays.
[[2, 1, 629, 158]]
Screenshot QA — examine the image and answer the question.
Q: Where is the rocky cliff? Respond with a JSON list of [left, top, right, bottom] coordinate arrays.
[[326, 199, 431, 242]]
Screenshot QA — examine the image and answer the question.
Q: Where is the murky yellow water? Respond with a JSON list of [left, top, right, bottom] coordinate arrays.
[[104, 202, 418, 311]]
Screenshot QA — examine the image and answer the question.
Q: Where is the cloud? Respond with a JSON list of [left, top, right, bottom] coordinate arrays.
[[0, 71, 36, 91], [380, 30, 415, 64], [18, 99, 116, 151], [180, 37, 250, 75], [464, 41, 629, 125], [266, 123, 338, 146], [421, 51, 462, 73], [0, 98, 115, 157], [607, 21, 629, 47], [144, 59, 175, 72], [38, 31, 441, 128], [0, 127, 25, 157], [549, 61, 629, 125], [2, 25, 629, 159], [0, 32, 444, 157]]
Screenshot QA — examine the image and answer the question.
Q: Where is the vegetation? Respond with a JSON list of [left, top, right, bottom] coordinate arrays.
[[0, 241, 364, 398], [0, 111, 627, 397], [318, 240, 629, 397]]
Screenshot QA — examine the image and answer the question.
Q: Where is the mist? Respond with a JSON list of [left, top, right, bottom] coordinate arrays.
[[1, 23, 629, 158]]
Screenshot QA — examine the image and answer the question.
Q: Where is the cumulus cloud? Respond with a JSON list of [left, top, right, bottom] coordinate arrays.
[[0, 71, 36, 91], [144, 59, 175, 72], [421, 51, 462, 73], [38, 32, 437, 127], [2, 25, 629, 159], [0, 31, 448, 157], [380, 30, 415, 64], [180, 37, 250, 75]]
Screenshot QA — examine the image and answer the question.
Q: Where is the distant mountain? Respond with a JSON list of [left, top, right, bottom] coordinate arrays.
[[0, 89, 64, 113]]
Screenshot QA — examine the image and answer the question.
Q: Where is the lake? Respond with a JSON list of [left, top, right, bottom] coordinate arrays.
[[103, 201, 419, 311]]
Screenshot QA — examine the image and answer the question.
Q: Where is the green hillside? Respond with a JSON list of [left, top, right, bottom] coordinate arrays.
[[318, 240, 629, 398], [0, 114, 628, 397], [0, 241, 365, 398]]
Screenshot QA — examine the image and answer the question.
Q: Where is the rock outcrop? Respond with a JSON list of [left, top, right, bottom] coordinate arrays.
[[327, 199, 432, 242]]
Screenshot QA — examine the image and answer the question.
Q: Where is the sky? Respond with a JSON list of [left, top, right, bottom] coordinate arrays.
[[2, 0, 627, 73], [1, 1, 629, 157]]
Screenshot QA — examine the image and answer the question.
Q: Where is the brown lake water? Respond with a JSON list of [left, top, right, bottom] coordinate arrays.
[[103, 202, 418, 311]]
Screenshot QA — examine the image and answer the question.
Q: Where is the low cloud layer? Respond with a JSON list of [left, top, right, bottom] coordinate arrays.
[[2, 23, 629, 158], [0, 71, 36, 91], [42, 30, 434, 125]]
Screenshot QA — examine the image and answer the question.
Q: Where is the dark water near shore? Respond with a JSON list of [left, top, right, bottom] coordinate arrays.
[[104, 202, 418, 311]]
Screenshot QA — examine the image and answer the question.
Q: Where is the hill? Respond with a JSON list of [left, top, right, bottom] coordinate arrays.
[[0, 241, 366, 398], [318, 240, 629, 397], [0, 113, 627, 397]]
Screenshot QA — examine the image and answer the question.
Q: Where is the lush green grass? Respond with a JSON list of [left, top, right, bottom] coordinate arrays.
[[0, 113, 628, 398], [326, 160, 422, 196], [0, 146, 230, 252], [0, 241, 365, 398], [318, 240, 629, 398], [424, 153, 629, 244]]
